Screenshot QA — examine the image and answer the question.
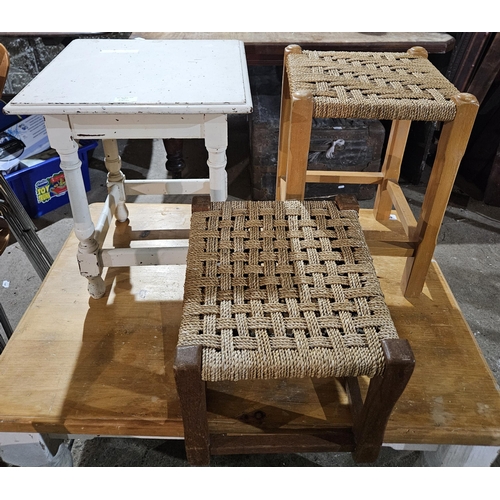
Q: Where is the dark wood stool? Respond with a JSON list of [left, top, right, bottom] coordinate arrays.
[[174, 196, 414, 465]]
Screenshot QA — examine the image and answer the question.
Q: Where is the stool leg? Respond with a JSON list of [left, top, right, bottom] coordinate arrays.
[[373, 120, 412, 220], [44, 115, 106, 299], [163, 138, 186, 178], [204, 114, 228, 202], [276, 44, 302, 201], [348, 339, 415, 463], [283, 89, 314, 201], [174, 345, 210, 466], [191, 195, 211, 213], [401, 93, 479, 297]]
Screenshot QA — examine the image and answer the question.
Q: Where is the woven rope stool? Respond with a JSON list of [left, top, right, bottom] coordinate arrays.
[[174, 196, 414, 465], [276, 45, 479, 298]]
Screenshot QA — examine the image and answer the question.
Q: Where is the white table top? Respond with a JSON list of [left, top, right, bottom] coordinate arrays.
[[4, 39, 253, 115]]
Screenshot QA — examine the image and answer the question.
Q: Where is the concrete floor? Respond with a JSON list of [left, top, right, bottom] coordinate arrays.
[[1, 114, 500, 466]]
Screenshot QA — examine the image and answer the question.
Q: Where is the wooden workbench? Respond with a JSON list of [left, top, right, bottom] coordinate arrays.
[[0, 203, 499, 459], [131, 32, 456, 64]]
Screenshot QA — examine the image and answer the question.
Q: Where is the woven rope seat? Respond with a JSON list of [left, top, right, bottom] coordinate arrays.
[[178, 200, 400, 382], [286, 49, 460, 121]]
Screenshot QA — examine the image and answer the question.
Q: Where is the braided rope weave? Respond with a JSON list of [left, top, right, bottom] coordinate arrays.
[[287, 50, 460, 121], [178, 201, 399, 381]]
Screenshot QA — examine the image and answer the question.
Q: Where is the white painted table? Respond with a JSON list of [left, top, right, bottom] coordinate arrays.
[[3, 39, 252, 298]]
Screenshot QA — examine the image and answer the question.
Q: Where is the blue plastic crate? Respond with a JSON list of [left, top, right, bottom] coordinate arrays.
[[4, 140, 98, 218]]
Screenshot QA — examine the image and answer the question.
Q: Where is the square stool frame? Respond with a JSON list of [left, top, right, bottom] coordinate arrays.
[[276, 45, 479, 297], [174, 196, 415, 466]]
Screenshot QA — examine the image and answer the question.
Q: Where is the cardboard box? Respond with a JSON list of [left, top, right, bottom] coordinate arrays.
[[0, 114, 51, 173]]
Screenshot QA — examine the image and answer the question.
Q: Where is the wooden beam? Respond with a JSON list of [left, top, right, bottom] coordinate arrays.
[[387, 181, 418, 241], [306, 171, 384, 184]]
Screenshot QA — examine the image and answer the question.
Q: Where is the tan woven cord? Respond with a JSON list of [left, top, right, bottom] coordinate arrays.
[[287, 50, 460, 121], [178, 201, 399, 382]]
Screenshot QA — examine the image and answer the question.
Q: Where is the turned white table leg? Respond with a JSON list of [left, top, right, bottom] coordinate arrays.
[[204, 114, 228, 201], [103, 139, 129, 222], [44, 115, 106, 299]]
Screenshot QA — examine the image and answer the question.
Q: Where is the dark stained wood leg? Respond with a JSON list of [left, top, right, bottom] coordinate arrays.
[[348, 339, 415, 463], [163, 139, 185, 179], [191, 195, 211, 213], [173, 345, 210, 466]]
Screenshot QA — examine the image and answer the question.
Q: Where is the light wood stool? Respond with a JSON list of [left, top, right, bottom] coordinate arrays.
[[276, 45, 479, 297], [174, 196, 414, 465]]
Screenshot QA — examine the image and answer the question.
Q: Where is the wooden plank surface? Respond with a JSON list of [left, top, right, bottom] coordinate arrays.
[[131, 33, 455, 64], [0, 203, 498, 446]]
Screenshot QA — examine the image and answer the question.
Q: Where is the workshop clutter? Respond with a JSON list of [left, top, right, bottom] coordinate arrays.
[[0, 103, 96, 217]]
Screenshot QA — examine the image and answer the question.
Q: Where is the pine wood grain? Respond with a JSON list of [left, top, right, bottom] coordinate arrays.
[[0, 203, 498, 446]]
